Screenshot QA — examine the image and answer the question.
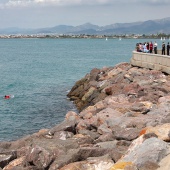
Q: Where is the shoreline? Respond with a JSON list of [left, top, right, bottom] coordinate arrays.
[[0, 34, 168, 39], [0, 62, 170, 169]]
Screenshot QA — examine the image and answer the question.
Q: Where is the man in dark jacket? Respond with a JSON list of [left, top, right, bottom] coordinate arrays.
[[167, 42, 170, 55], [162, 42, 165, 55]]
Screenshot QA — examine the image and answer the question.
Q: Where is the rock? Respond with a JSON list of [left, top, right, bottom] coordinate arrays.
[[65, 111, 79, 121], [96, 108, 123, 123], [120, 137, 170, 169], [94, 132, 115, 143], [97, 124, 112, 134], [94, 140, 117, 149], [59, 154, 114, 170], [3, 156, 25, 170], [49, 149, 80, 169], [0, 151, 17, 168], [114, 128, 140, 141], [78, 129, 100, 140], [53, 131, 74, 140], [77, 147, 111, 160], [110, 162, 133, 170], [25, 145, 54, 169], [107, 67, 123, 78], [137, 161, 160, 170], [72, 134, 94, 146], [158, 96, 170, 103], [89, 68, 101, 81], [144, 123, 170, 141], [48, 119, 77, 136], [130, 101, 153, 114], [157, 154, 170, 170], [82, 86, 96, 101]]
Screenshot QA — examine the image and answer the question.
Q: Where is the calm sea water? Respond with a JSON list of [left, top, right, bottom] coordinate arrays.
[[0, 38, 165, 141]]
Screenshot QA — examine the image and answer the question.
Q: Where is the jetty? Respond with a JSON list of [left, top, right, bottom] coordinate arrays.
[[131, 50, 170, 74]]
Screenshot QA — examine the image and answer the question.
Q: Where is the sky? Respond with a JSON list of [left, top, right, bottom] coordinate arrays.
[[0, 0, 170, 29]]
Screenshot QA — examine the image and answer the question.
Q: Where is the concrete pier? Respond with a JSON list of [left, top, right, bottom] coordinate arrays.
[[130, 51, 170, 74]]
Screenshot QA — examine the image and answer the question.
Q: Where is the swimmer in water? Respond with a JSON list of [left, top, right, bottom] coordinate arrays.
[[4, 95, 14, 99], [4, 95, 10, 99]]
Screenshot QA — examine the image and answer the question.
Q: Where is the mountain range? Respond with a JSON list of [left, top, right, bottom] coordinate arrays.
[[0, 17, 170, 35]]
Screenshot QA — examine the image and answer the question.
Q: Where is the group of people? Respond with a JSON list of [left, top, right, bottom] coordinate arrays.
[[136, 41, 170, 55], [136, 41, 157, 54]]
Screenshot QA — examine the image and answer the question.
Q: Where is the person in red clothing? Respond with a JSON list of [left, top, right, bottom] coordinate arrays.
[[149, 41, 153, 53], [4, 95, 10, 99], [4, 95, 14, 99]]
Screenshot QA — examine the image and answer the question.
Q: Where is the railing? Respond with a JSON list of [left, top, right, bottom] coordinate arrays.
[[130, 51, 170, 74]]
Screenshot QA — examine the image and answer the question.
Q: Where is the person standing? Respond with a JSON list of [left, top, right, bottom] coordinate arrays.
[[162, 42, 165, 55], [149, 41, 153, 53], [167, 42, 170, 55], [154, 41, 157, 54]]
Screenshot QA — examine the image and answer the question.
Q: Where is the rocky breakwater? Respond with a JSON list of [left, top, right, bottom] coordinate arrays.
[[1, 62, 170, 170]]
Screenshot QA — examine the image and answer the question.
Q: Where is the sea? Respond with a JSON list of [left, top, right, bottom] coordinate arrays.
[[0, 38, 167, 141]]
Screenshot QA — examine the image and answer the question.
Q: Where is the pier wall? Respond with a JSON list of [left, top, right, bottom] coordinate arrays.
[[130, 51, 170, 74]]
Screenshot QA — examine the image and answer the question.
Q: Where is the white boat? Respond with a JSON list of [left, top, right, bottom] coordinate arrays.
[[119, 37, 121, 41], [161, 37, 162, 41], [164, 37, 166, 40], [106, 37, 108, 41]]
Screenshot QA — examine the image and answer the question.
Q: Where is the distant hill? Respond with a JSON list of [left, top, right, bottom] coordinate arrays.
[[0, 17, 170, 35]]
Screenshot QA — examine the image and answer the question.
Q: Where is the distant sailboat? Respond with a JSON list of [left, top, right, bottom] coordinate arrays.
[[106, 37, 108, 41], [164, 37, 166, 40], [161, 37, 163, 41], [119, 37, 121, 41]]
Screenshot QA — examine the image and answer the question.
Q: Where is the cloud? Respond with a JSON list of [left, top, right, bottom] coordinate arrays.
[[0, 0, 169, 8]]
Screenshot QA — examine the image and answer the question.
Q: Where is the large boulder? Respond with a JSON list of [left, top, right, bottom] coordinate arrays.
[[119, 136, 170, 169]]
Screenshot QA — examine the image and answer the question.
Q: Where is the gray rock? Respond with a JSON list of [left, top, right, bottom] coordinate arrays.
[[25, 145, 54, 169], [114, 128, 140, 141], [48, 120, 77, 136], [121, 137, 170, 169]]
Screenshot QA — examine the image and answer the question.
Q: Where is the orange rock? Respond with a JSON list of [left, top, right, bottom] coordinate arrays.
[[110, 162, 133, 170], [139, 128, 147, 136]]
